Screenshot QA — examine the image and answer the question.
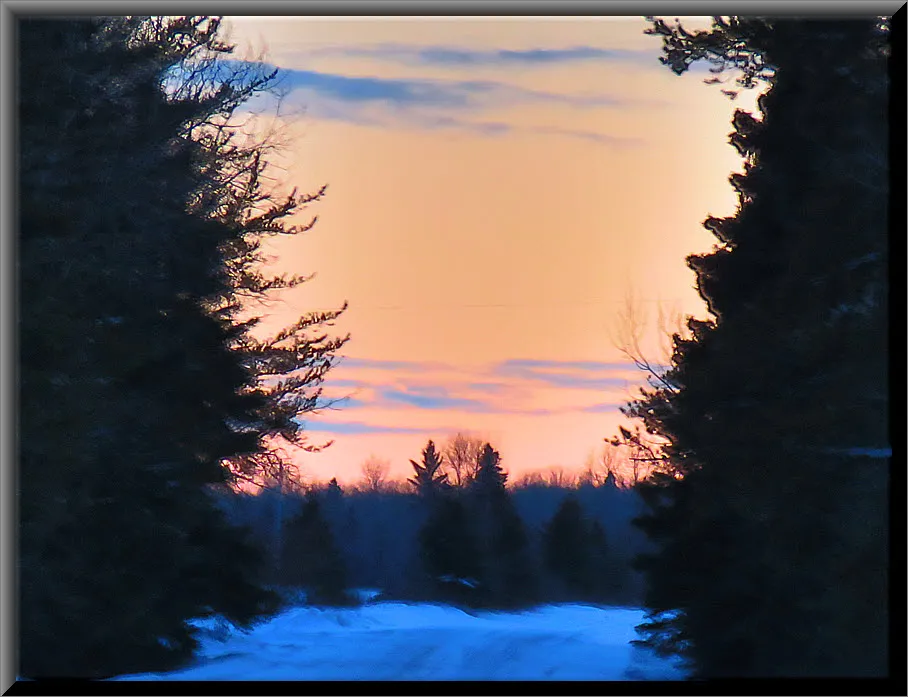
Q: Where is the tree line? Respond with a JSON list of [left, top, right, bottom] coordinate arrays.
[[354, 432, 638, 493], [216, 437, 649, 610]]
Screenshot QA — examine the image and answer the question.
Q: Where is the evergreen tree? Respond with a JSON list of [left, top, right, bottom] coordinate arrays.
[[18, 17, 291, 677], [175, 24, 349, 492], [587, 520, 623, 600], [281, 492, 351, 606], [319, 477, 355, 576], [408, 440, 449, 499], [321, 477, 346, 518], [325, 477, 344, 498], [542, 495, 608, 600], [626, 16, 890, 677], [468, 444, 537, 607], [471, 443, 508, 492], [417, 494, 484, 604]]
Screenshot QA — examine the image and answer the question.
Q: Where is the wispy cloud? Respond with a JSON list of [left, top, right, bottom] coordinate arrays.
[[334, 357, 448, 372], [308, 44, 657, 69], [581, 402, 627, 414], [409, 114, 513, 137], [314, 357, 637, 424], [231, 60, 646, 146], [276, 68, 629, 110], [317, 378, 365, 389], [302, 420, 441, 435], [356, 113, 640, 147], [529, 126, 644, 147], [494, 359, 633, 390], [380, 387, 494, 412], [502, 359, 634, 372], [467, 382, 509, 394], [326, 396, 368, 410], [280, 69, 472, 108]]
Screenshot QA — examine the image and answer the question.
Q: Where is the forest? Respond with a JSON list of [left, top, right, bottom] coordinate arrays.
[[216, 437, 650, 609], [15, 12, 896, 683]]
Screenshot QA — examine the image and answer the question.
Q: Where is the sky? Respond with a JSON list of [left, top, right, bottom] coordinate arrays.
[[221, 16, 758, 485]]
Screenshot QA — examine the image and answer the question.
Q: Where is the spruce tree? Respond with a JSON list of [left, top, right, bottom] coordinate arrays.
[[471, 443, 508, 492], [587, 520, 622, 601], [417, 494, 484, 604], [408, 440, 449, 499], [542, 495, 609, 600], [281, 492, 351, 605], [169, 18, 349, 492], [320, 477, 347, 524], [626, 17, 890, 677], [18, 17, 291, 677], [468, 444, 537, 607]]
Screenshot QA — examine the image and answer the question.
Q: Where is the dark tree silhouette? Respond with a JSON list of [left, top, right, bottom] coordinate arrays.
[[626, 16, 890, 678], [281, 492, 352, 606], [417, 495, 484, 605], [18, 17, 286, 678], [467, 444, 537, 607], [542, 495, 611, 600], [408, 440, 449, 499]]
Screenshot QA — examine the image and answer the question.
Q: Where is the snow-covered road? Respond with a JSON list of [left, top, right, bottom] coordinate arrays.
[[115, 602, 686, 681]]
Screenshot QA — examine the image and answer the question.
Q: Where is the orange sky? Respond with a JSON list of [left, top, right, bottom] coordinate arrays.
[[223, 16, 759, 485]]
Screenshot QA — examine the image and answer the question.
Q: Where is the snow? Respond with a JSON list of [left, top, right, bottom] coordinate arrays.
[[113, 600, 686, 681], [824, 446, 891, 459], [837, 447, 891, 458], [437, 574, 480, 588]]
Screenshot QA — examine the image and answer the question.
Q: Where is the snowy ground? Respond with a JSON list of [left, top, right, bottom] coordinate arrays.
[[114, 597, 686, 681]]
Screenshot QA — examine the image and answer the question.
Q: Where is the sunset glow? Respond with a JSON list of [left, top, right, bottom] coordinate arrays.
[[223, 16, 756, 485]]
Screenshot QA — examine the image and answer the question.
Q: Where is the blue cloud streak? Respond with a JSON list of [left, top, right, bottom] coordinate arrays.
[[310, 44, 657, 68], [380, 388, 493, 412], [334, 357, 442, 372], [276, 68, 626, 109], [581, 402, 627, 414], [494, 360, 632, 390], [501, 359, 634, 372], [228, 60, 646, 145], [318, 357, 637, 417], [302, 420, 440, 435]]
